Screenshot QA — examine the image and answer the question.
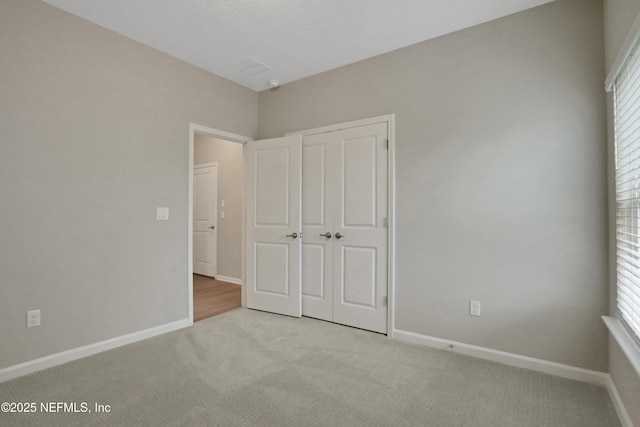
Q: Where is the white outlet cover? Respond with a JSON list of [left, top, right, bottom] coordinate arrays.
[[27, 309, 41, 328], [156, 207, 169, 220]]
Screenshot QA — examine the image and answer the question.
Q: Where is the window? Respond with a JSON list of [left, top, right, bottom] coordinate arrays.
[[614, 37, 640, 342]]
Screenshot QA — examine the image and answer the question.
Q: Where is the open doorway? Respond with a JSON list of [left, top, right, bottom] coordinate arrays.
[[188, 124, 250, 325]]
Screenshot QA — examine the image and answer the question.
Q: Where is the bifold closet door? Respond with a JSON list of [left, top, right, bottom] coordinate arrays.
[[302, 123, 388, 333]]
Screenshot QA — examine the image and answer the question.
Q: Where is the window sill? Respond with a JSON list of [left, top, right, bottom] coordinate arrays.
[[602, 316, 640, 378]]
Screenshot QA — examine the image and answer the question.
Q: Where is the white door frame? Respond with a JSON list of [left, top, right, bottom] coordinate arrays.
[[188, 123, 252, 326], [286, 114, 396, 337]]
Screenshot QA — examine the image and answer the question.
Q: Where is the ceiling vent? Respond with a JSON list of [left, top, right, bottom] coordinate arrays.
[[233, 57, 272, 77]]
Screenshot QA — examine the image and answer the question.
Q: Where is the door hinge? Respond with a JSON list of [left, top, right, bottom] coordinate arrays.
[[385, 139, 389, 150], [383, 296, 388, 306], [384, 217, 388, 228]]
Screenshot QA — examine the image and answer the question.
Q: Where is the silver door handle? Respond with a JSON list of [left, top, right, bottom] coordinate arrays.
[[335, 232, 343, 239], [286, 232, 298, 239], [209, 225, 215, 230], [319, 232, 332, 238]]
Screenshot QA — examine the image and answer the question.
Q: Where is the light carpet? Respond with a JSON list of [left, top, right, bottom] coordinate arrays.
[[0, 308, 621, 426]]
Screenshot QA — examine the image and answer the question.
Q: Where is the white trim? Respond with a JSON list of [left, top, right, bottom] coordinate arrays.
[[285, 114, 395, 137], [0, 319, 188, 383], [605, 375, 634, 427], [603, 315, 640, 378], [387, 116, 396, 338], [396, 328, 634, 426], [241, 145, 247, 308], [191, 123, 254, 144], [215, 275, 242, 285], [393, 329, 609, 386], [287, 114, 396, 335], [605, 9, 640, 91], [189, 123, 251, 325], [194, 161, 218, 169]]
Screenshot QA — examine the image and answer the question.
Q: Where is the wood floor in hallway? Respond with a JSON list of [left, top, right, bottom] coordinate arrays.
[[193, 274, 241, 322]]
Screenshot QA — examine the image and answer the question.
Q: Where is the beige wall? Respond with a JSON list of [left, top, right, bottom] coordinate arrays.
[[194, 136, 244, 281], [0, 0, 257, 369], [259, 0, 609, 371], [604, 0, 640, 424], [2, 0, 631, 402]]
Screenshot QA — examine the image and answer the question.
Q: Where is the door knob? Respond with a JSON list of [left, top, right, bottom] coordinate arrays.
[[208, 225, 215, 230], [286, 232, 298, 239], [335, 232, 343, 239], [319, 232, 332, 238]]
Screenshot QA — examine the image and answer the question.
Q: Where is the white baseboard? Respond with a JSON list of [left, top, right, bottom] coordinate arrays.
[[215, 275, 242, 285], [394, 329, 635, 427], [605, 375, 634, 427], [393, 329, 609, 385], [0, 319, 189, 383]]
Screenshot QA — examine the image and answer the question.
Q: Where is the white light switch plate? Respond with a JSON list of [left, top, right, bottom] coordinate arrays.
[[470, 300, 481, 317], [221, 211, 225, 219], [156, 207, 169, 220], [221, 199, 225, 208]]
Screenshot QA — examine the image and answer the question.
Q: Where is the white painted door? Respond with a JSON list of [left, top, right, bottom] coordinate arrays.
[[302, 123, 388, 333], [246, 135, 302, 317], [193, 163, 218, 277], [301, 138, 338, 321]]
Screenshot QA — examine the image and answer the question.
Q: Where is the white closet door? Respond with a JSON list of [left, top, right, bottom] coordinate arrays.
[[302, 123, 388, 333], [332, 123, 388, 333], [301, 137, 338, 321], [246, 135, 302, 317]]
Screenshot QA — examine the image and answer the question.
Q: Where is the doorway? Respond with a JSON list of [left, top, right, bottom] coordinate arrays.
[[192, 274, 241, 321], [188, 124, 251, 325]]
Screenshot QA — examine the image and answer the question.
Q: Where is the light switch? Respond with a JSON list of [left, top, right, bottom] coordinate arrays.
[[221, 211, 225, 219], [221, 199, 225, 208], [156, 207, 169, 220]]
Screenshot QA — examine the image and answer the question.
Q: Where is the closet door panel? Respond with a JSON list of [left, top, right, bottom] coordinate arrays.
[[301, 139, 335, 321], [333, 123, 388, 334]]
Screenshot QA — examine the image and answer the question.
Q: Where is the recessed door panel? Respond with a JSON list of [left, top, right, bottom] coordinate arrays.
[[255, 242, 289, 296], [342, 136, 376, 228], [341, 246, 376, 308], [194, 173, 210, 219], [302, 243, 324, 298], [193, 233, 208, 262], [302, 144, 326, 226], [256, 147, 290, 226]]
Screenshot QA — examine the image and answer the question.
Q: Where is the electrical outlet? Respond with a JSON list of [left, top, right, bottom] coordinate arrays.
[[469, 300, 481, 317], [27, 309, 40, 328], [156, 207, 169, 220]]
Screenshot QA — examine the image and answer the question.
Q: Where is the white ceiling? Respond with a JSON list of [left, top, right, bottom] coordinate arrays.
[[42, 0, 554, 92]]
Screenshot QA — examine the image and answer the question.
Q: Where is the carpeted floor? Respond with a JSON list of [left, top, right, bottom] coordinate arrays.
[[0, 308, 621, 426]]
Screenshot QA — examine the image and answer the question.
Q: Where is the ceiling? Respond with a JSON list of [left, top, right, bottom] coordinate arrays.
[[42, 0, 554, 92]]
